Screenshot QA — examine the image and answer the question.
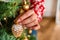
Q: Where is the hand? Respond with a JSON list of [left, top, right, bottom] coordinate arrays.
[[14, 9, 40, 30]]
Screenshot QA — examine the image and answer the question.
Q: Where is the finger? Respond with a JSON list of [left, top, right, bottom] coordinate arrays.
[[14, 15, 21, 24], [16, 10, 34, 23], [22, 13, 37, 24], [32, 24, 40, 30], [26, 20, 38, 27]]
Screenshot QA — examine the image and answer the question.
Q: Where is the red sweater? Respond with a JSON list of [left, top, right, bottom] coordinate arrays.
[[30, 0, 45, 22]]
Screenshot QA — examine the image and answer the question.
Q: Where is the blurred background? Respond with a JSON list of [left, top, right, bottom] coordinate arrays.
[[38, 0, 60, 40]]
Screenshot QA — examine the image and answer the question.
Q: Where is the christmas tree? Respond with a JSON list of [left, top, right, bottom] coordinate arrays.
[[0, 0, 36, 40]]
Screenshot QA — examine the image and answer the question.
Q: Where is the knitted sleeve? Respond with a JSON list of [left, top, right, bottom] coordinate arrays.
[[30, 0, 45, 22]]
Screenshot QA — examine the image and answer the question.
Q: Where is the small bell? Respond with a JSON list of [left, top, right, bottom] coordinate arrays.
[[24, 37, 28, 40], [4, 17, 7, 20], [19, 9, 25, 14], [23, 4, 29, 10], [23, 0, 29, 10], [27, 35, 30, 37], [29, 29, 32, 34], [4, 17, 7, 23], [24, 38, 28, 40]]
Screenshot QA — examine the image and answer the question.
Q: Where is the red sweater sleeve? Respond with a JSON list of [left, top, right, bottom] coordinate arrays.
[[30, 0, 45, 22]]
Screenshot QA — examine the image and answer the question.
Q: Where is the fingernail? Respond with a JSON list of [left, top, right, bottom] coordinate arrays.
[[14, 19, 21, 24], [17, 19, 21, 23]]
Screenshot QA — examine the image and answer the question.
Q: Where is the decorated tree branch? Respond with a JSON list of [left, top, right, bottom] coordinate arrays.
[[0, 0, 36, 40]]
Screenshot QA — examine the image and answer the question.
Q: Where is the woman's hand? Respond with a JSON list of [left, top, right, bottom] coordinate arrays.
[[15, 9, 40, 30]]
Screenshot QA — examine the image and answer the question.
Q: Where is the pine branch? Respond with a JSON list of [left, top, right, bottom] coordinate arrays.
[[0, 0, 22, 20]]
